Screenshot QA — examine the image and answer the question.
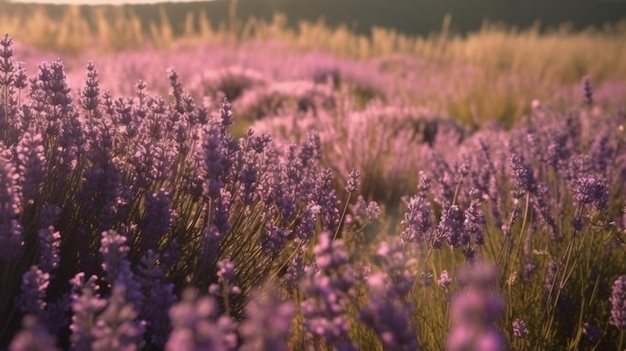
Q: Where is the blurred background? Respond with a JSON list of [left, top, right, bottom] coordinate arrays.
[[3, 0, 626, 42], [1, 0, 625, 129]]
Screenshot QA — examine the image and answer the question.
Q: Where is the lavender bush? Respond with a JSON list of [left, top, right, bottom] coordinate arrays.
[[1, 32, 626, 350]]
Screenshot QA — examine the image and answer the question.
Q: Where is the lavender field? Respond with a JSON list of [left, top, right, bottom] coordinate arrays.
[[1, 5, 626, 350]]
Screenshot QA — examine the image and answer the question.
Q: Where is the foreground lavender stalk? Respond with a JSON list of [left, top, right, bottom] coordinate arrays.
[[9, 316, 58, 351], [446, 261, 506, 351], [165, 289, 238, 351], [611, 275, 626, 330], [239, 284, 295, 351], [360, 238, 419, 350], [300, 232, 357, 350]]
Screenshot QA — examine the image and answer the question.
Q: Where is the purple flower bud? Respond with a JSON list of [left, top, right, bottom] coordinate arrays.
[[38, 226, 61, 273], [261, 224, 289, 257], [239, 284, 295, 351], [100, 230, 130, 284], [438, 204, 464, 248], [365, 200, 381, 220], [0, 157, 23, 261], [9, 316, 59, 351], [70, 273, 106, 351], [438, 270, 452, 290], [345, 169, 360, 193], [142, 189, 177, 252], [80, 62, 100, 113], [202, 123, 226, 198], [18, 266, 50, 315], [167, 68, 184, 113], [582, 76, 593, 106], [582, 322, 601, 342], [464, 199, 486, 245], [92, 285, 146, 351], [166, 289, 238, 351], [218, 259, 236, 281], [400, 194, 432, 244], [14, 62, 27, 90], [216, 97, 234, 127], [509, 151, 536, 193], [512, 319, 528, 338], [522, 260, 537, 284], [573, 175, 609, 210]]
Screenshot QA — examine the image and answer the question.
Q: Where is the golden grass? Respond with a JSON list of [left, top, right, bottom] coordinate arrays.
[[1, 5, 624, 83], [1, 4, 624, 127]]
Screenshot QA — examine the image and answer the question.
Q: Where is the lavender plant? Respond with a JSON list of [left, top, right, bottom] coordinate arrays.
[[0, 32, 625, 351]]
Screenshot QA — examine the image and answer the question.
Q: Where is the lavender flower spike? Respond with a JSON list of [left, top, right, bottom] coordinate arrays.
[[512, 319, 528, 338], [18, 266, 50, 316], [345, 169, 360, 193], [239, 284, 295, 351], [9, 316, 59, 351], [610, 275, 626, 329], [582, 76, 593, 106], [0, 157, 23, 261]]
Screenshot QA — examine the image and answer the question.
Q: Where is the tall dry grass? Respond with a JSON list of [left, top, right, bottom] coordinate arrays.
[[1, 5, 625, 83]]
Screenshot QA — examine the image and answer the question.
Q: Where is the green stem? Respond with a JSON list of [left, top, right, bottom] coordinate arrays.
[[333, 192, 352, 241]]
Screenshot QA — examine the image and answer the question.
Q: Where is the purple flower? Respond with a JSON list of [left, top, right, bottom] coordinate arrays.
[[213, 189, 232, 235], [438, 204, 464, 248], [0, 157, 23, 261], [512, 319, 528, 338], [522, 260, 537, 284], [70, 273, 107, 351], [464, 199, 486, 246], [311, 169, 340, 232], [446, 325, 506, 351], [80, 62, 100, 114], [582, 76, 593, 106], [136, 251, 176, 348], [610, 275, 626, 329], [218, 97, 234, 128], [438, 270, 452, 290], [509, 151, 536, 194], [359, 289, 419, 351], [294, 202, 318, 241], [373, 238, 415, 298], [300, 232, 357, 349], [365, 201, 381, 220], [217, 259, 236, 281], [38, 226, 61, 273], [91, 285, 146, 351], [261, 224, 289, 257], [400, 193, 433, 245], [15, 132, 46, 204], [18, 266, 50, 316], [167, 68, 185, 113], [239, 284, 295, 351], [142, 189, 177, 252], [14, 62, 27, 90], [299, 133, 321, 166], [345, 169, 360, 193], [572, 175, 608, 210], [9, 316, 59, 351], [202, 123, 226, 198], [582, 322, 601, 342], [100, 230, 131, 284], [285, 245, 305, 291], [166, 289, 238, 351], [238, 153, 259, 205]]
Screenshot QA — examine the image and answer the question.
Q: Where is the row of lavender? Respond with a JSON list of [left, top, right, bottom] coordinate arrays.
[[1, 33, 626, 350]]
